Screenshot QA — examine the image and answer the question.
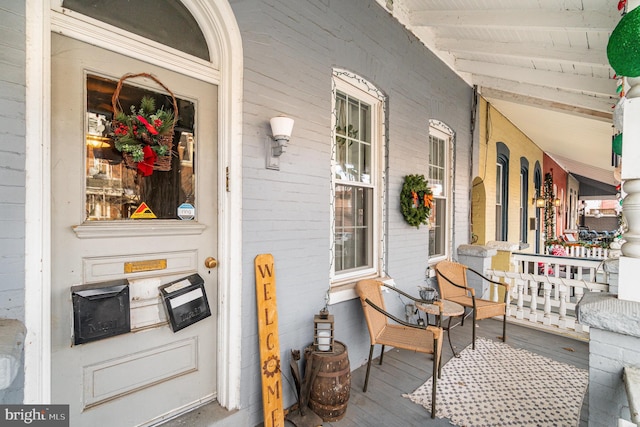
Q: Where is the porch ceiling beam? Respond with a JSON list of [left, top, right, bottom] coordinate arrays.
[[479, 86, 613, 122], [456, 59, 617, 97], [475, 74, 615, 115], [436, 38, 610, 68], [409, 9, 619, 32]]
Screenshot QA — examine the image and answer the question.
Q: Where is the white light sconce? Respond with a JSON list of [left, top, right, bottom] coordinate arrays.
[[534, 196, 545, 208], [266, 115, 295, 170]]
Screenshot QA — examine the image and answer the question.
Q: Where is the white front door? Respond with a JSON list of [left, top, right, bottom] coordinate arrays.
[[51, 33, 218, 426]]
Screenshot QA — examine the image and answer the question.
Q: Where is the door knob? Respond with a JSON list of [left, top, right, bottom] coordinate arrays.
[[204, 257, 218, 269]]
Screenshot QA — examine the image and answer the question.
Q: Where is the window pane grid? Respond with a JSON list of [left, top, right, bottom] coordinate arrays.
[[335, 91, 372, 185], [335, 185, 372, 272], [429, 135, 446, 196]]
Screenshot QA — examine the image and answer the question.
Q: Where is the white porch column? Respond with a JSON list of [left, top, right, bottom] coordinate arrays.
[[619, 97, 640, 302], [619, 110, 640, 302], [617, 0, 640, 302]]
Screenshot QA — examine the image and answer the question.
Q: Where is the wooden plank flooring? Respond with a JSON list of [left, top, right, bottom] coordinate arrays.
[[322, 318, 589, 427]]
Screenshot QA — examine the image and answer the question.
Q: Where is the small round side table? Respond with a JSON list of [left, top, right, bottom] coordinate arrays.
[[417, 300, 465, 357]]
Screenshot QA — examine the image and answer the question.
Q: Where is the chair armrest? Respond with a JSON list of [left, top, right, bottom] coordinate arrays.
[[467, 267, 510, 292], [426, 325, 443, 340], [364, 298, 429, 330], [383, 284, 434, 305], [435, 267, 476, 297], [467, 267, 511, 303]]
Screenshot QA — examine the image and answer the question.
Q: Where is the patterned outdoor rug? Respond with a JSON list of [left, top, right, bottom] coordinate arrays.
[[403, 338, 588, 426]]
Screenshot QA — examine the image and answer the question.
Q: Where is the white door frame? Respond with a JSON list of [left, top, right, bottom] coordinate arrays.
[[24, 0, 243, 409]]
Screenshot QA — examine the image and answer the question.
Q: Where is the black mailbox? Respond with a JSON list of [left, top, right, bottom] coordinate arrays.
[[72, 280, 130, 345], [159, 274, 211, 332]]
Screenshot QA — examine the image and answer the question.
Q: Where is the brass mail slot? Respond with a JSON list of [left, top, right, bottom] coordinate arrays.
[[124, 259, 167, 273]]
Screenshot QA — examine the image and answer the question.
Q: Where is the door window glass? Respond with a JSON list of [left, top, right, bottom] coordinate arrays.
[[85, 74, 196, 220]]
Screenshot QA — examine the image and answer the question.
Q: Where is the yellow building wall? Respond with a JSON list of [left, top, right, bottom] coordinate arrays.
[[473, 97, 544, 251]]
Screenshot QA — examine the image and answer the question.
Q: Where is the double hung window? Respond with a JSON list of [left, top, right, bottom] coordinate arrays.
[[428, 124, 451, 261], [331, 71, 385, 288], [496, 142, 510, 241], [520, 158, 529, 244]]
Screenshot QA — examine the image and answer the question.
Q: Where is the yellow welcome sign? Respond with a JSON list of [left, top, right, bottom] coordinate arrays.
[[254, 254, 284, 427]]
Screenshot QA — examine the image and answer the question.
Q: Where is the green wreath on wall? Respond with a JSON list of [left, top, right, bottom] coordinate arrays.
[[400, 174, 433, 229]]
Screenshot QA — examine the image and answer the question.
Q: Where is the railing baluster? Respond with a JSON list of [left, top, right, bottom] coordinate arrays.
[[491, 280, 499, 302], [516, 278, 524, 319], [558, 285, 568, 325], [558, 285, 567, 320], [529, 281, 538, 322], [543, 285, 552, 325]]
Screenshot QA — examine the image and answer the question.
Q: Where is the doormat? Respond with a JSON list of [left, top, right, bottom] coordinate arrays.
[[403, 338, 588, 426]]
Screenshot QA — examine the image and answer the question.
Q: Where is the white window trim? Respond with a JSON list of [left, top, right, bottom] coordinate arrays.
[[427, 120, 454, 266], [329, 69, 386, 304]]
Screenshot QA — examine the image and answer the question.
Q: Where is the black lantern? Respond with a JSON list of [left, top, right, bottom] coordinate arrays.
[[313, 308, 334, 352]]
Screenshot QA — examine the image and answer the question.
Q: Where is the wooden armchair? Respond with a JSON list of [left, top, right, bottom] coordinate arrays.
[[434, 260, 509, 350], [355, 279, 443, 418]]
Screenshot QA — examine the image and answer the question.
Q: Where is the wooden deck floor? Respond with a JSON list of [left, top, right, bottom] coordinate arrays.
[[322, 318, 589, 427]]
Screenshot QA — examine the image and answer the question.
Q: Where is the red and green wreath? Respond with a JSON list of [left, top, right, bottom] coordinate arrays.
[[400, 174, 433, 228]]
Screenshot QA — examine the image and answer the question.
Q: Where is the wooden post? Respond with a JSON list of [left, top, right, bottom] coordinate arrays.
[[255, 254, 284, 427]]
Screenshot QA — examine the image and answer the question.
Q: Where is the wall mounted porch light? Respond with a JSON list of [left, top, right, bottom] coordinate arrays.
[[534, 196, 545, 208], [532, 196, 560, 208], [266, 115, 295, 170]]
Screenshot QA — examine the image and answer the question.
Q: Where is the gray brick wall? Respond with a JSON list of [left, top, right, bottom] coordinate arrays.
[[0, 0, 25, 405], [0, 0, 26, 321], [232, 0, 472, 422]]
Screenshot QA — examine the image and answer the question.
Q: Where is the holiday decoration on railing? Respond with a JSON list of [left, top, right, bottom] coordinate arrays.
[[111, 73, 178, 176], [613, 133, 623, 156], [400, 174, 433, 228], [618, 0, 627, 12], [608, 0, 631, 163], [543, 172, 556, 246], [607, 3, 640, 78]]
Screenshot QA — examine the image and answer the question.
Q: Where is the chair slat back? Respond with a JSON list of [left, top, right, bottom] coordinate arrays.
[[435, 260, 468, 299], [355, 279, 388, 343]]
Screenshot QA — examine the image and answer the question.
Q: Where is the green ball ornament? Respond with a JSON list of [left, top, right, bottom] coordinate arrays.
[[613, 133, 623, 156], [608, 7, 640, 77]]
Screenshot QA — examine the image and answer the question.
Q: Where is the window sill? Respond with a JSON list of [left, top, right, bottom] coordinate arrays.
[[428, 255, 447, 267], [328, 274, 394, 305]]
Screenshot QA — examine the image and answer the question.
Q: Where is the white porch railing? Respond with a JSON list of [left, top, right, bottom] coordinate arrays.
[[486, 252, 610, 339], [549, 244, 609, 259]]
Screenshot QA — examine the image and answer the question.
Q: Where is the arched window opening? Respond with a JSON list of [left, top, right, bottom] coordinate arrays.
[[62, 0, 210, 60]]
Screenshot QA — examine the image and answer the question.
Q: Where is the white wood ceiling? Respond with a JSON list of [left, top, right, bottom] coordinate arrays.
[[379, 0, 621, 184]]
